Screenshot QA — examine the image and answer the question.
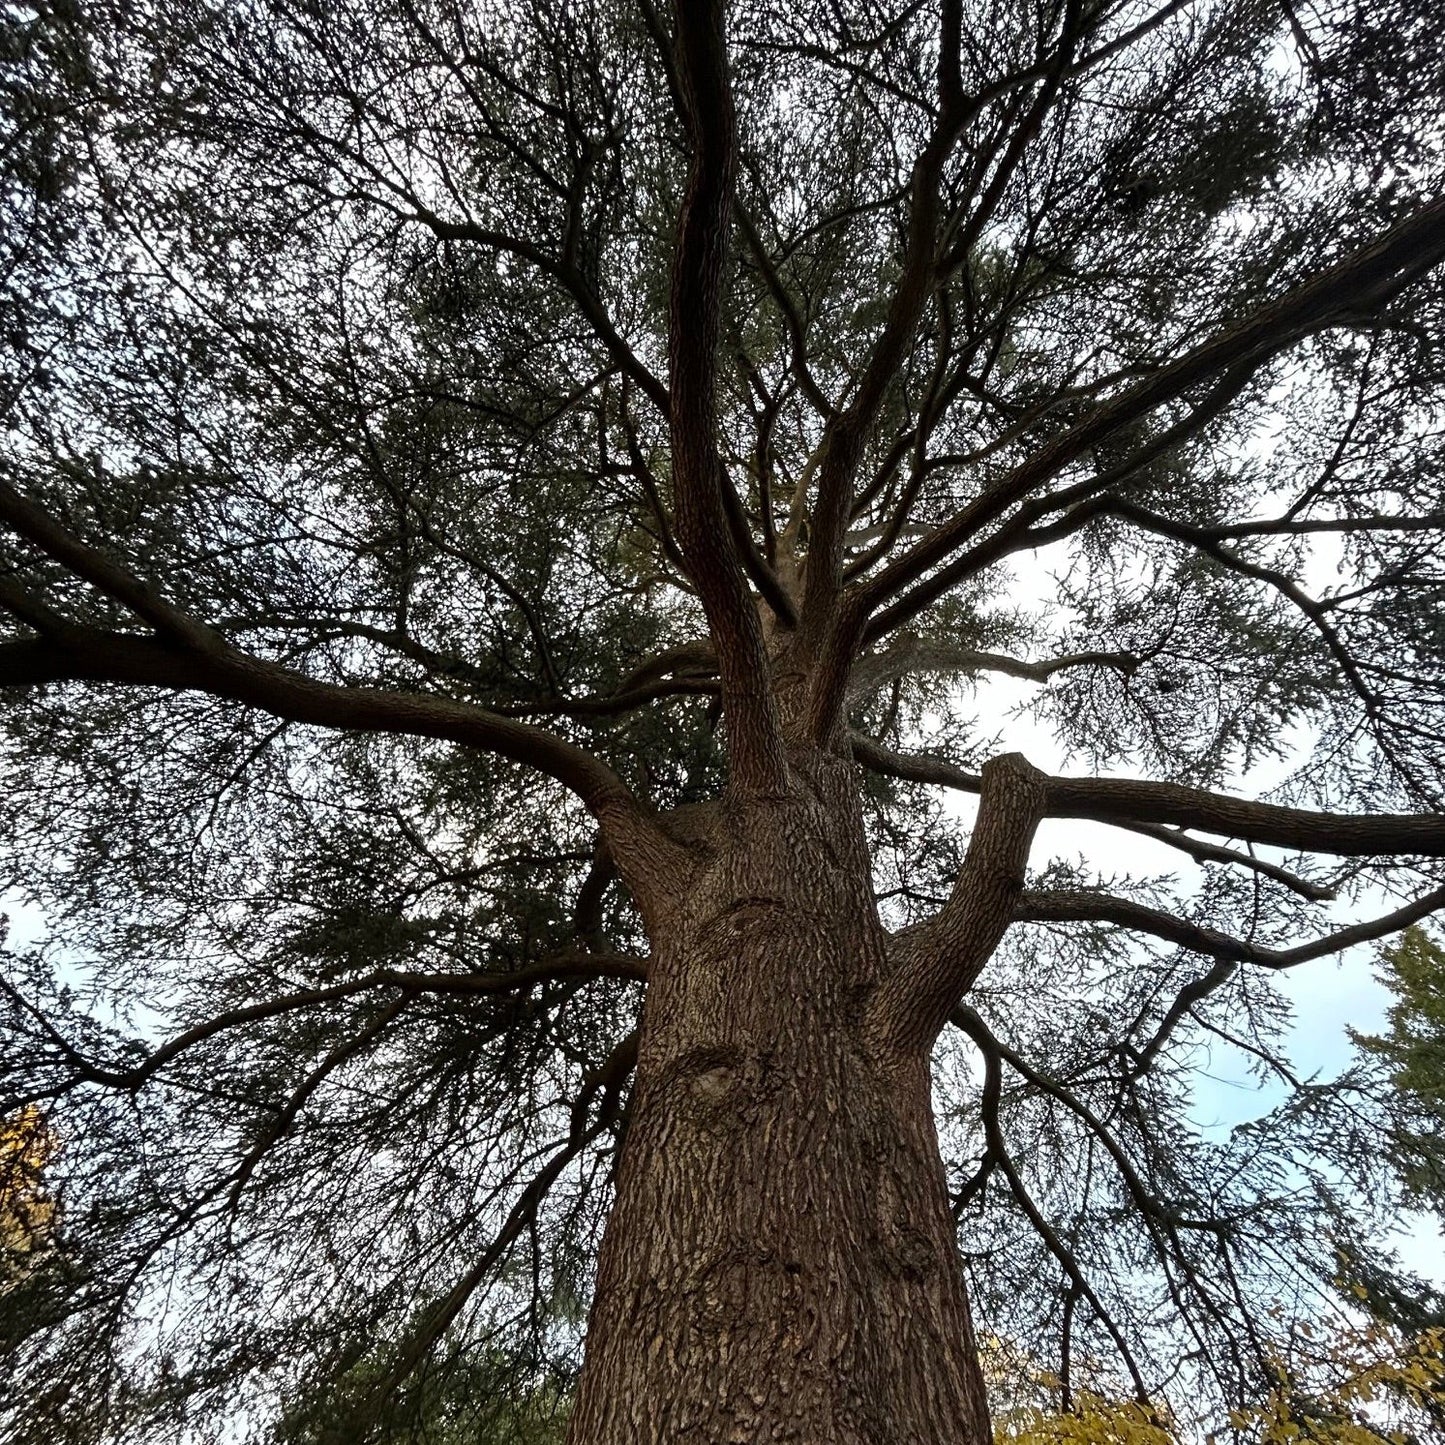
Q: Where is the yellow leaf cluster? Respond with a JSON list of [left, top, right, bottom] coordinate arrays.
[[990, 1322, 1444, 1445], [1, 1105, 58, 1275], [1222, 1323, 1445, 1445], [995, 1391, 1178, 1445]]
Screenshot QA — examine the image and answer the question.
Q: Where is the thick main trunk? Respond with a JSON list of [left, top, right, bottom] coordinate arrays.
[[568, 759, 992, 1444]]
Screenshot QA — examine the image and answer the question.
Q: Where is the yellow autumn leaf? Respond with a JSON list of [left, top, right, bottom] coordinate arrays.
[[1, 1105, 58, 1274]]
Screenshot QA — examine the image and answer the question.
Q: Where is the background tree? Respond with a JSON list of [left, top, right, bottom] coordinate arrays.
[[1, 0, 1444, 1441], [0, 1092, 69, 1393], [1353, 929, 1445, 1221]]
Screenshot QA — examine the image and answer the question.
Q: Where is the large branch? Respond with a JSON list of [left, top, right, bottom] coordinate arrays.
[[851, 733, 1445, 856], [1020, 878, 1445, 1076], [804, 197, 1445, 739], [1045, 774, 1445, 857], [1015, 884, 1445, 969], [867, 752, 1046, 1055], [872, 196, 1445, 617], [5, 949, 647, 1103], [846, 637, 1138, 702], [668, 0, 789, 794], [858, 359, 1260, 648], [0, 474, 218, 650], [0, 471, 686, 887], [0, 628, 668, 860], [628, 0, 796, 629], [803, 0, 1111, 635]]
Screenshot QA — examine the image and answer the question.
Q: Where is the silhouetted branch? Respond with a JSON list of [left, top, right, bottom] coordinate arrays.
[[851, 733, 1445, 855], [1015, 884, 1445, 967]]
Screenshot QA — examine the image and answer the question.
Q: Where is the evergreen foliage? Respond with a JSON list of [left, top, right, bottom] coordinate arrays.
[[1, 0, 1444, 1440]]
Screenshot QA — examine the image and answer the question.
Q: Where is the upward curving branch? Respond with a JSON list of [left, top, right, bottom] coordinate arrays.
[[868, 751, 1047, 1055]]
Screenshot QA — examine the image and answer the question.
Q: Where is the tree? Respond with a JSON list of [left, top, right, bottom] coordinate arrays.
[[0, 1095, 67, 1371], [1352, 928, 1445, 1220], [2, 0, 1444, 1439]]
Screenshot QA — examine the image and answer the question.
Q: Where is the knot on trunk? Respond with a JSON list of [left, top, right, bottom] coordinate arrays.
[[664, 1046, 780, 1129]]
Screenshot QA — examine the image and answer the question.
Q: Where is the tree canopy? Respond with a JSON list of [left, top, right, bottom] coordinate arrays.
[[1, 0, 1444, 1441]]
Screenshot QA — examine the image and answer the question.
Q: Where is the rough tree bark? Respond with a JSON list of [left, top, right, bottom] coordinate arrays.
[[569, 748, 1028, 1444], [560, 8, 1054, 1431]]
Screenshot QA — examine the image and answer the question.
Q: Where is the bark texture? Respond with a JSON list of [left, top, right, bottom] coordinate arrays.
[[568, 751, 994, 1445]]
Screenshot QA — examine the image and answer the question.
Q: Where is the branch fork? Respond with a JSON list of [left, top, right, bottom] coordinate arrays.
[[868, 750, 1047, 1056]]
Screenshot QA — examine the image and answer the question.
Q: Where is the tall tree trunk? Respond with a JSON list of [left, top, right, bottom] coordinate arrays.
[[568, 754, 993, 1444]]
